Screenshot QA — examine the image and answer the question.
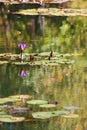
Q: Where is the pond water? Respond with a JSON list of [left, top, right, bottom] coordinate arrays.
[[0, 4, 87, 130]]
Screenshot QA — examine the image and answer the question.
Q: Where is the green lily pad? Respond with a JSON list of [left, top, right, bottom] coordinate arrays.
[[61, 114, 79, 118], [39, 52, 51, 57], [63, 106, 80, 110], [0, 99, 8, 104], [14, 8, 87, 16], [12, 62, 28, 65], [0, 115, 25, 122], [32, 111, 52, 119], [27, 100, 48, 105], [0, 114, 12, 118], [0, 98, 21, 104], [9, 94, 33, 99], [0, 111, 7, 115], [32, 111, 69, 119], [39, 104, 56, 108], [0, 61, 8, 65]]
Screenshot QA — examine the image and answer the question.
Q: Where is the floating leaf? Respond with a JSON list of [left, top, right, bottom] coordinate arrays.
[[32, 111, 69, 119], [61, 114, 79, 118], [0, 98, 21, 104], [0, 0, 71, 4], [39, 104, 56, 108], [9, 94, 33, 99], [63, 106, 81, 111], [12, 62, 28, 65], [27, 100, 48, 105], [0, 115, 25, 123], [0, 111, 7, 115], [32, 111, 52, 119], [0, 99, 9, 104], [13, 8, 87, 16], [0, 61, 8, 65], [39, 52, 52, 57]]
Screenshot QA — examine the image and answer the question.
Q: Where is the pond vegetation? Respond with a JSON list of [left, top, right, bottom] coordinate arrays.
[[0, 0, 87, 130]]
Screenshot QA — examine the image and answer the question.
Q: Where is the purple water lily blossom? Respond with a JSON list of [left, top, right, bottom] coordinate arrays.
[[18, 70, 27, 77], [18, 43, 26, 51]]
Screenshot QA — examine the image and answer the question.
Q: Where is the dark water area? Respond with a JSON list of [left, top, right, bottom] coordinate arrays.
[[0, 3, 87, 130]]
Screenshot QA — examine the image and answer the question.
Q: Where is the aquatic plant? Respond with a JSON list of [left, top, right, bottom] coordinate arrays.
[[18, 43, 26, 51], [18, 43, 26, 62]]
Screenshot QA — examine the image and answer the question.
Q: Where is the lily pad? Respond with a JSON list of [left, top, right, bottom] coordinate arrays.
[[0, 115, 25, 123], [27, 100, 48, 105], [61, 114, 79, 118], [63, 106, 81, 111], [0, 111, 7, 115], [32, 111, 52, 119], [9, 94, 33, 99], [0, 99, 9, 104], [0, 114, 12, 118], [39, 104, 56, 108], [0, 61, 8, 65], [0, 98, 21, 104], [39, 52, 52, 57], [32, 110, 69, 119], [14, 8, 87, 16], [12, 62, 28, 65]]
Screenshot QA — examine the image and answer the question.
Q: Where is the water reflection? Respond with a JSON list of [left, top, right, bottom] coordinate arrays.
[[38, 15, 45, 35], [0, 5, 87, 53], [0, 4, 87, 130], [18, 67, 27, 77]]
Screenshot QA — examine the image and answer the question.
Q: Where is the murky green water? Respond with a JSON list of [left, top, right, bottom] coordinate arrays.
[[0, 4, 87, 130]]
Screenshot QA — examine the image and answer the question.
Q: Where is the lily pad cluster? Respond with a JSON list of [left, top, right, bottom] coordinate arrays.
[[0, 0, 71, 4], [0, 51, 78, 66], [14, 8, 87, 16], [0, 94, 33, 123], [0, 95, 81, 122]]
